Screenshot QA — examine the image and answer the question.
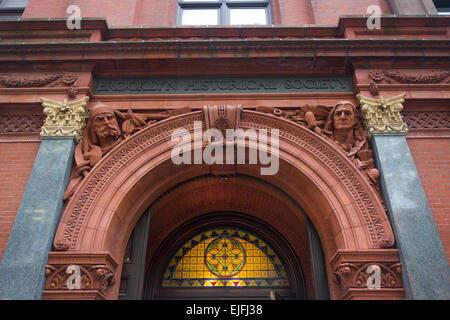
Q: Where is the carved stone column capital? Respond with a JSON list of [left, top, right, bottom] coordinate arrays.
[[356, 93, 408, 137], [40, 96, 89, 143]]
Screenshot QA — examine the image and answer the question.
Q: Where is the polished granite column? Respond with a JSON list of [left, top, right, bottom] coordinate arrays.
[[358, 93, 450, 300], [0, 97, 89, 299]]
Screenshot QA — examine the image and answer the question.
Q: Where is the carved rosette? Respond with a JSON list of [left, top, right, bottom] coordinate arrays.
[[40, 96, 89, 143], [357, 93, 408, 136]]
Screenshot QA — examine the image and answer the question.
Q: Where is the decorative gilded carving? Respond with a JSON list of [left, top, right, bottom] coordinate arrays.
[[357, 93, 408, 136], [62, 102, 191, 201], [40, 96, 90, 142]]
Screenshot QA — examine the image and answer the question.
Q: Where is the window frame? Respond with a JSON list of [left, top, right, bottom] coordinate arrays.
[[144, 212, 307, 300], [0, 0, 28, 19], [433, 0, 450, 15], [176, 0, 273, 26]]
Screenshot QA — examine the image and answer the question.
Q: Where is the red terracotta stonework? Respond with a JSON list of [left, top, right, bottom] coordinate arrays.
[[45, 109, 400, 299], [0, 0, 449, 300]]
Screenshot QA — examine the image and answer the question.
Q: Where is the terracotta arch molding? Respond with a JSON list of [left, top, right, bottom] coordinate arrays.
[[54, 108, 395, 253], [48, 110, 397, 299]]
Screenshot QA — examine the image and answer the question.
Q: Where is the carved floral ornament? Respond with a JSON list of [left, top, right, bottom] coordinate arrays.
[[332, 261, 403, 298], [369, 70, 450, 84], [0, 72, 80, 98], [367, 70, 449, 96], [45, 264, 116, 295], [329, 250, 404, 299]]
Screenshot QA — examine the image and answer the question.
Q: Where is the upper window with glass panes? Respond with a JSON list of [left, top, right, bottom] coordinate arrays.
[[433, 0, 450, 15], [177, 0, 271, 25], [0, 0, 28, 19]]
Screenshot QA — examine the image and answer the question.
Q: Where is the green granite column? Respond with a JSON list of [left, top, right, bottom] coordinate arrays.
[[0, 97, 89, 300], [358, 93, 450, 300]]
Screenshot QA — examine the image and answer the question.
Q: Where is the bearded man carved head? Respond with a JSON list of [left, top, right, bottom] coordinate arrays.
[[63, 102, 122, 200], [81, 102, 122, 166]]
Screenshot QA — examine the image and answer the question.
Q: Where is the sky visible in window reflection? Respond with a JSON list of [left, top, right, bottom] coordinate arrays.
[[230, 8, 266, 25], [182, 9, 219, 25]]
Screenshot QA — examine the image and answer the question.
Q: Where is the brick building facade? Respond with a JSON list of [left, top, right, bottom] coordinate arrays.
[[0, 0, 449, 300]]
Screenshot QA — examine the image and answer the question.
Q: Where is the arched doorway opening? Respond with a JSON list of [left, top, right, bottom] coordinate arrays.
[[46, 109, 402, 300], [144, 212, 307, 300]]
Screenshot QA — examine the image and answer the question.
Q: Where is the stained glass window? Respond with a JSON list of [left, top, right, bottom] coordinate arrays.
[[161, 228, 290, 288]]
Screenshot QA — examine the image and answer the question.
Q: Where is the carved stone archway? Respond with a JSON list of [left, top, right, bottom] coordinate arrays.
[[43, 109, 404, 300]]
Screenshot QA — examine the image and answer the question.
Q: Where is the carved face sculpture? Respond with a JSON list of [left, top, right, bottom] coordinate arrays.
[[332, 103, 357, 130], [91, 112, 120, 140]]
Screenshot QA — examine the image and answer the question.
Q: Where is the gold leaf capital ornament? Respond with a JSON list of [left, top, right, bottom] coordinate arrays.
[[40, 96, 89, 143], [356, 93, 408, 137]]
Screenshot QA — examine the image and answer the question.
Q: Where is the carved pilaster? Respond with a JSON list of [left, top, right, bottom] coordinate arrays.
[[357, 93, 408, 136], [40, 96, 89, 143]]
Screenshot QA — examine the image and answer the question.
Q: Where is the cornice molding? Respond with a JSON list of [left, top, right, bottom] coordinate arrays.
[[0, 39, 449, 62], [0, 16, 448, 39]]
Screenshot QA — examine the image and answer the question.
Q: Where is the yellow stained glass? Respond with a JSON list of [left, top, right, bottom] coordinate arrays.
[[161, 228, 290, 288]]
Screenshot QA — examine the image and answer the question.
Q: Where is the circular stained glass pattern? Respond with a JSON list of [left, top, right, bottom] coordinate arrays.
[[205, 236, 246, 278], [161, 227, 290, 288]]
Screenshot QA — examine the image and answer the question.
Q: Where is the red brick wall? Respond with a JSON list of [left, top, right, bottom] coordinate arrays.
[[408, 138, 450, 265], [23, 0, 392, 27], [0, 142, 40, 262], [24, 0, 140, 26], [310, 0, 392, 25]]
